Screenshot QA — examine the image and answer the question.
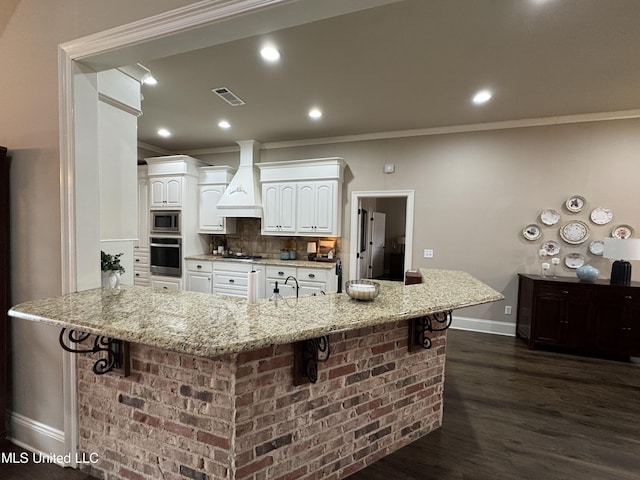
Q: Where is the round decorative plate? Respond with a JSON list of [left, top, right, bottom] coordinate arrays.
[[522, 224, 542, 241], [540, 209, 561, 226], [565, 195, 586, 213], [589, 240, 604, 256], [560, 220, 590, 244], [590, 207, 613, 225], [542, 240, 560, 256], [612, 224, 634, 239], [564, 253, 585, 269]]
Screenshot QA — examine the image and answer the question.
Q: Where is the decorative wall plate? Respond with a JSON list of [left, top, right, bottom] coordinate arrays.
[[612, 224, 634, 239], [540, 209, 561, 225], [560, 220, 590, 244], [589, 240, 604, 256], [523, 224, 542, 241], [565, 195, 585, 213], [564, 253, 585, 269], [590, 207, 613, 225], [542, 240, 560, 256]]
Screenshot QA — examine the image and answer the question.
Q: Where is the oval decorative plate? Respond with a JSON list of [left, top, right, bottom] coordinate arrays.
[[522, 224, 542, 241], [590, 207, 613, 225], [565, 195, 586, 213], [589, 240, 604, 256], [564, 253, 585, 269], [542, 240, 560, 256], [540, 209, 561, 226], [612, 224, 634, 239], [560, 220, 590, 244]]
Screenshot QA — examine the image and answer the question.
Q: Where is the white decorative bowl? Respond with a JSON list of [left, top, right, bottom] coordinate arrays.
[[345, 280, 380, 301]]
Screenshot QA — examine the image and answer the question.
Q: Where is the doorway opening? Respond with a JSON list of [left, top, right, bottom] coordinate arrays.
[[349, 191, 414, 282]]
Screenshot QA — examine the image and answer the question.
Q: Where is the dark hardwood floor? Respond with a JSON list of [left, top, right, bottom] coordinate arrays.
[[1, 329, 638, 479]]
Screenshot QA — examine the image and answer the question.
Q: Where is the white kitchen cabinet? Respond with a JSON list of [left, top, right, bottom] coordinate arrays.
[[150, 176, 182, 208], [133, 251, 150, 287], [262, 183, 296, 234], [265, 265, 297, 297], [265, 264, 337, 297], [213, 261, 265, 298], [151, 275, 183, 291], [185, 259, 213, 293], [296, 181, 336, 235], [197, 166, 236, 234], [257, 158, 345, 237], [135, 167, 149, 251]]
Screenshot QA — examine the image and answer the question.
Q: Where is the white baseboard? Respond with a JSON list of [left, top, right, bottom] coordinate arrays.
[[451, 315, 516, 337], [7, 411, 69, 466]]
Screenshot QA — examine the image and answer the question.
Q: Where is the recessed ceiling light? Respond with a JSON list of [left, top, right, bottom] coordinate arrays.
[[472, 90, 492, 105], [157, 128, 171, 137], [218, 120, 231, 129], [260, 46, 281, 62], [143, 75, 157, 86], [308, 108, 323, 119]]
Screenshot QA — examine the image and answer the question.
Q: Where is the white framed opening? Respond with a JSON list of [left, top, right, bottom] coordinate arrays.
[[349, 190, 414, 282]]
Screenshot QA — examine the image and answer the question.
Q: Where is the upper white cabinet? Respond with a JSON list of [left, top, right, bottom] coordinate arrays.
[[198, 166, 236, 234], [150, 176, 182, 208], [262, 183, 296, 234], [296, 181, 335, 235], [257, 158, 346, 237]]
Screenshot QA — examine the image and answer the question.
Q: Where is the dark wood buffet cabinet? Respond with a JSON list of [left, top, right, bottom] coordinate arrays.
[[1, 146, 10, 448], [517, 274, 640, 360]]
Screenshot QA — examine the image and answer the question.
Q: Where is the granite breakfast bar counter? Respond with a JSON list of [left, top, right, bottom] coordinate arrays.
[[9, 269, 503, 480]]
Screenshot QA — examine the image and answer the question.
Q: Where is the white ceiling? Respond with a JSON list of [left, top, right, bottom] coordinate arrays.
[[136, 0, 640, 152]]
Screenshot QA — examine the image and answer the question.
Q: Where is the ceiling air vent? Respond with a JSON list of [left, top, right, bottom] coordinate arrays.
[[211, 87, 245, 106]]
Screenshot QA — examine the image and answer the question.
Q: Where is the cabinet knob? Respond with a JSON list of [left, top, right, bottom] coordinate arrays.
[[624, 295, 632, 300], [135, 258, 140, 262], [561, 290, 569, 295], [197, 265, 202, 269], [308, 273, 316, 279], [163, 286, 168, 290], [278, 271, 284, 276], [229, 279, 235, 283], [135, 273, 140, 277]]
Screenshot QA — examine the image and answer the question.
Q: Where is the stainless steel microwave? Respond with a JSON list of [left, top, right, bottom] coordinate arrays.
[[150, 210, 180, 234]]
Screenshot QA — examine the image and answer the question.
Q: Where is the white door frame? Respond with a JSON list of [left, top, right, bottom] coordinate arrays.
[[349, 191, 414, 282]]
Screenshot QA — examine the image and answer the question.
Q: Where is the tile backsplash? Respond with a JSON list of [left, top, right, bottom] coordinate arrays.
[[209, 218, 341, 259]]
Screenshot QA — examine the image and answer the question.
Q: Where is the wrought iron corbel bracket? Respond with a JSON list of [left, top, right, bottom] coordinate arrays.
[[59, 328, 130, 376], [293, 336, 330, 385], [408, 310, 453, 352]]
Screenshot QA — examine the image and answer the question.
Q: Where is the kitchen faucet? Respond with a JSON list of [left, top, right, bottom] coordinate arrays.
[[284, 276, 299, 298]]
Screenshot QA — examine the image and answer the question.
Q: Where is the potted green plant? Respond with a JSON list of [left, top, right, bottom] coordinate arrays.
[[101, 251, 125, 288]]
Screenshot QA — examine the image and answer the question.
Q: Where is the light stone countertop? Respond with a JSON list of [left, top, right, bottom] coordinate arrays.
[[9, 269, 503, 358], [185, 254, 338, 270]]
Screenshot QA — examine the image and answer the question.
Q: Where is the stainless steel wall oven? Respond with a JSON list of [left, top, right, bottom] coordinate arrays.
[[150, 237, 182, 277]]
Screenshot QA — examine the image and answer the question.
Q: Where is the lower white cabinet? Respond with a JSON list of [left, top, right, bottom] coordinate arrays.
[[185, 260, 213, 293], [183, 259, 338, 298], [212, 261, 265, 299], [133, 250, 150, 286], [151, 275, 183, 291]]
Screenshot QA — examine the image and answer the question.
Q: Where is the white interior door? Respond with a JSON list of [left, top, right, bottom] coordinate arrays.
[[369, 212, 386, 278], [357, 206, 368, 280]]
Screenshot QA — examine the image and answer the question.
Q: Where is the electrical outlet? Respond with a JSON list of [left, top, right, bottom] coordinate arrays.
[[504, 306, 512, 315], [423, 249, 434, 258]]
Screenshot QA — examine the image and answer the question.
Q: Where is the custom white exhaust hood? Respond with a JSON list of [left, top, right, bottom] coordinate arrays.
[[216, 140, 263, 218]]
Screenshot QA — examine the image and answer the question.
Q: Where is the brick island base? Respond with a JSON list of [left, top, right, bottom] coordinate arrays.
[[77, 320, 446, 480]]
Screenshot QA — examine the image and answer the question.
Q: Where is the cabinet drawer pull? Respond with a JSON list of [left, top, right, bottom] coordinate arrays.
[[135, 258, 140, 262], [561, 290, 569, 295], [229, 279, 235, 284], [308, 273, 315, 279], [624, 295, 632, 300], [278, 271, 284, 276], [197, 265, 202, 269], [135, 273, 140, 277]]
